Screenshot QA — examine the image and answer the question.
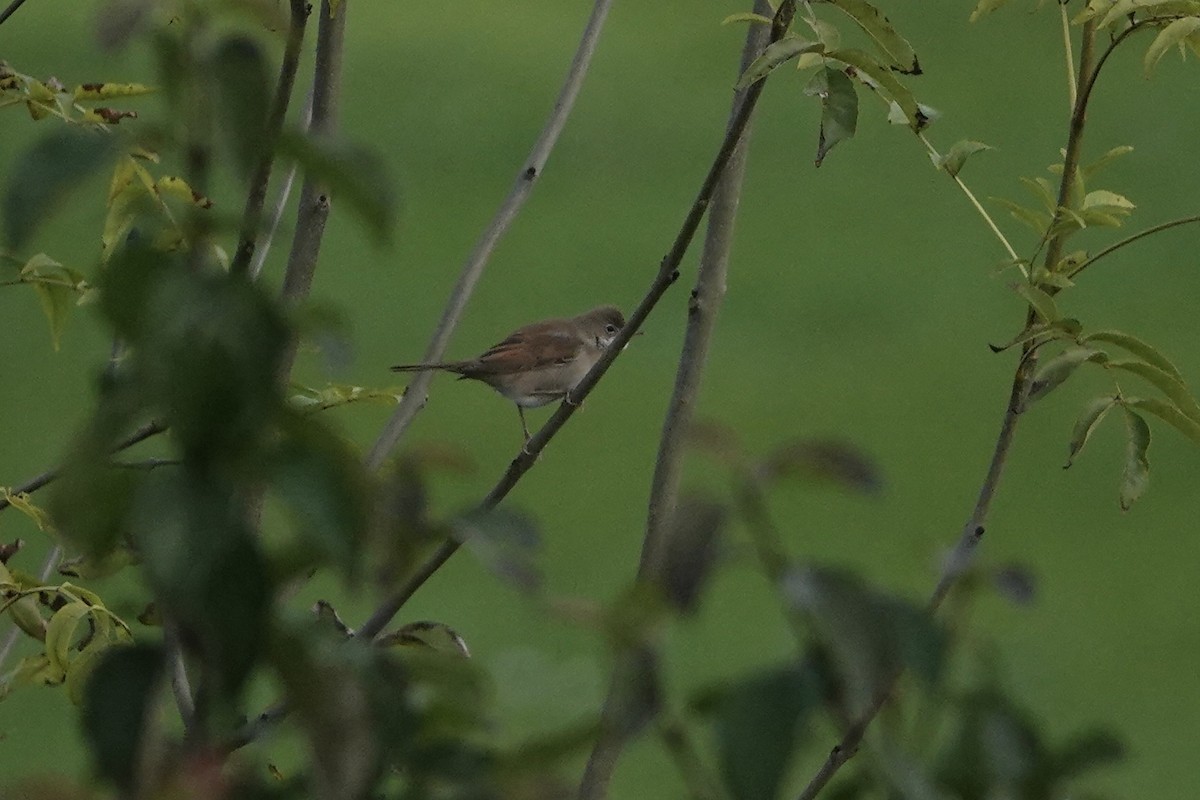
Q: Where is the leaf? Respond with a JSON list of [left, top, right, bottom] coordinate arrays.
[[276, 131, 398, 242], [1064, 396, 1117, 467], [1, 489, 53, 532], [969, 0, 1015, 21], [992, 563, 1037, 606], [377, 620, 471, 658], [1012, 282, 1060, 323], [991, 197, 1050, 233], [2, 129, 120, 249], [30, 280, 76, 350], [1119, 408, 1151, 510], [827, 47, 927, 130], [453, 508, 541, 592], [211, 35, 272, 175], [1082, 330, 1184, 384], [825, 0, 921, 73], [1144, 17, 1200, 76], [709, 663, 820, 800], [45, 601, 92, 674], [81, 644, 162, 792], [935, 140, 992, 178], [1084, 144, 1134, 177], [72, 82, 155, 101], [1027, 347, 1108, 403], [1054, 730, 1126, 780], [1121, 397, 1200, 445], [735, 35, 825, 89], [1104, 360, 1200, 421], [721, 12, 774, 26], [756, 438, 883, 493], [653, 494, 726, 615], [1081, 189, 1135, 215], [804, 67, 859, 167]]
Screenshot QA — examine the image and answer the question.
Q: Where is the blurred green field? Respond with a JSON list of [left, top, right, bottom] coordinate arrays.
[[2, 1, 1199, 797]]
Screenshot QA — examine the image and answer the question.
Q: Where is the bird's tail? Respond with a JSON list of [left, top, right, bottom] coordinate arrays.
[[390, 362, 462, 373]]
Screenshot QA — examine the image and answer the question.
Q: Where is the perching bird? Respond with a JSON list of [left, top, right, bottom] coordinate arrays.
[[391, 305, 627, 441]]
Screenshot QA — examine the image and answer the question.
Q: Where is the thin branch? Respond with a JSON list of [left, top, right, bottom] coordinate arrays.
[[657, 714, 731, 800], [0, 543, 59, 674], [1067, 213, 1200, 280], [277, 0, 347, 377], [250, 90, 314, 281], [364, 0, 616, 471], [1060, 3, 1077, 111], [230, 0, 310, 277], [163, 621, 196, 737], [0, 0, 30, 28], [0, 419, 166, 514], [355, 0, 799, 645], [578, 3, 772, 795]]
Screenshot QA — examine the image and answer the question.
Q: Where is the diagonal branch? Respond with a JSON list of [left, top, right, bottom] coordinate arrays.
[[364, 0, 616, 471], [355, 0, 799, 644], [0, 0, 30, 28]]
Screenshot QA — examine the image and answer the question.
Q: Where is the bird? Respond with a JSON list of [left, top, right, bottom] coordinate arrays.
[[391, 305, 628, 442]]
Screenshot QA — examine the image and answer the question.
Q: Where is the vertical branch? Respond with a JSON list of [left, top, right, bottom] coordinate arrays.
[[277, 0, 348, 380], [365, 0, 616, 471], [230, 0, 310, 277], [579, 5, 775, 798]]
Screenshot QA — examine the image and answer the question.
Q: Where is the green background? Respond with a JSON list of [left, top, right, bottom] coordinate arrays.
[[2, 1, 1199, 797]]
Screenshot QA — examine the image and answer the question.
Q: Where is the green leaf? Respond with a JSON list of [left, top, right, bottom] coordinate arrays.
[[721, 12, 774, 26], [1119, 408, 1151, 510], [803, 67, 859, 167], [969, 0, 1015, 21], [935, 140, 992, 178], [2, 129, 119, 249], [276, 131, 398, 242], [1081, 189, 1135, 215], [824, 0, 921, 73], [709, 663, 821, 800], [735, 35, 825, 89], [653, 494, 726, 615], [1027, 347, 1108, 403], [1054, 730, 1126, 780], [1084, 144, 1134, 177], [1012, 282, 1060, 323], [1144, 17, 1200, 76], [1105, 359, 1200, 421], [81, 644, 163, 792], [988, 319, 1079, 354], [453, 508, 542, 592], [30, 280, 76, 351], [1082, 330, 1184, 384], [756, 438, 882, 493], [827, 47, 927, 130], [991, 197, 1050, 233], [45, 601, 92, 674], [211, 35, 272, 176], [1064, 396, 1117, 468], [377, 620, 471, 658], [1121, 397, 1200, 445]]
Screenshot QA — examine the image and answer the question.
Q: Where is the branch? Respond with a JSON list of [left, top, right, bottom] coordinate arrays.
[[1067, 213, 1200, 280], [277, 0, 347, 377], [0, 0, 30, 28], [249, 90, 314, 281], [355, 0, 798, 644], [0, 542, 58, 675], [229, 0, 310, 277], [364, 0, 616, 471], [578, 2, 773, 795]]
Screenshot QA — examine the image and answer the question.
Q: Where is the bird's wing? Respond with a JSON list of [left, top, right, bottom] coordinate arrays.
[[470, 323, 583, 375]]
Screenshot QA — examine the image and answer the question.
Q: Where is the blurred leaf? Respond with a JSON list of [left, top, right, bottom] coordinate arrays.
[[1082, 330, 1184, 384], [72, 82, 154, 101], [970, 0, 1015, 22], [45, 601, 91, 674], [1083, 144, 1134, 177], [0, 561, 47, 642], [377, 620, 471, 658], [81, 644, 162, 793], [1012, 282, 1059, 324], [1121, 396, 1200, 445], [992, 197, 1050, 234], [453, 507, 541, 592], [1064, 395, 1117, 468], [756, 439, 882, 494], [1105, 359, 1200, 421], [803, 67, 858, 167], [825, 0, 921, 73], [269, 420, 369, 579], [708, 662, 820, 800], [211, 35, 271, 175], [277, 130, 398, 242], [735, 35, 825, 89], [721, 12, 774, 25], [30, 280, 76, 351], [874, 738, 948, 800], [608, 645, 661, 739], [991, 563, 1037, 606], [1054, 729, 1125, 780], [682, 419, 745, 466], [935, 139, 992, 178], [2, 129, 119, 249], [1144, 17, 1200, 76], [1119, 408, 1151, 510], [51, 441, 140, 561], [2, 489, 53, 532], [1027, 347, 1107, 403], [94, 0, 153, 50], [654, 494, 725, 615], [935, 689, 1047, 800], [827, 47, 926, 129], [67, 624, 129, 706], [783, 566, 945, 712]]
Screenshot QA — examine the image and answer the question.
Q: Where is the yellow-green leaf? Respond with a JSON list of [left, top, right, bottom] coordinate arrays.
[[1119, 408, 1151, 510], [45, 601, 91, 674], [1082, 330, 1185, 384], [72, 82, 155, 101], [736, 36, 825, 89], [721, 12, 774, 26], [1065, 396, 1117, 468], [1105, 360, 1200, 421], [31, 280, 76, 351], [1144, 17, 1200, 76], [1013, 282, 1060, 323], [1123, 397, 1200, 445], [824, 0, 921, 73], [1028, 347, 1108, 402], [827, 47, 926, 130]]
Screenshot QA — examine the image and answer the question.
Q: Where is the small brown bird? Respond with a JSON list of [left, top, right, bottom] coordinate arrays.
[[391, 306, 628, 441]]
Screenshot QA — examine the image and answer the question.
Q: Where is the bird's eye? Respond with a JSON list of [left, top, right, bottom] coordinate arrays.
[[605, 324, 617, 334]]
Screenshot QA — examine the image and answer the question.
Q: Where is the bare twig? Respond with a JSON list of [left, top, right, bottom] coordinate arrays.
[[0, 0, 30, 28], [163, 621, 196, 736], [277, 0, 347, 377], [1067, 213, 1200, 281], [230, 0, 310, 277], [364, 0, 616, 471], [355, 1, 798, 645], [250, 90, 314, 281], [578, 3, 772, 795]]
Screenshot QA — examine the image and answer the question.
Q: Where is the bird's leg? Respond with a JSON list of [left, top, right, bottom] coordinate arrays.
[[517, 406, 532, 451]]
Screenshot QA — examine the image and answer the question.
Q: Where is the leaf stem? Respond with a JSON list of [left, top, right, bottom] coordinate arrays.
[[1067, 213, 1200, 280], [1060, 2, 1077, 111]]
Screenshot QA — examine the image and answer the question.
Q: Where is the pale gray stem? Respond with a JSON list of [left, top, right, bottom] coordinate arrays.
[[578, 4, 771, 797], [364, 0, 616, 471], [250, 90, 314, 282], [0, 544, 59, 674], [163, 621, 196, 736]]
